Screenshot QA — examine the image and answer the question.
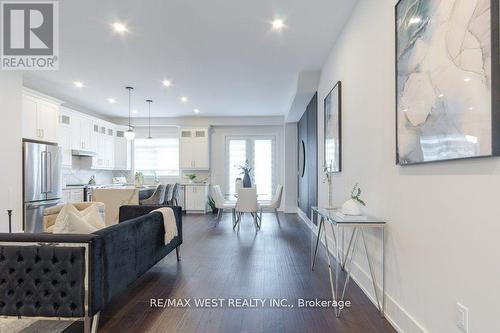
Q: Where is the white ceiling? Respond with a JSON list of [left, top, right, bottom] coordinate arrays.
[[23, 0, 357, 118]]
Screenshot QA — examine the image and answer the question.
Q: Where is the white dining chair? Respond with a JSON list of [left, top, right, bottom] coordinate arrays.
[[234, 187, 260, 231], [259, 184, 283, 224], [211, 185, 236, 226], [235, 178, 243, 195]]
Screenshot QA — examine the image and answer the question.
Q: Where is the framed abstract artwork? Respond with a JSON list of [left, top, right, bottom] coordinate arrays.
[[395, 0, 500, 165], [324, 81, 342, 172]]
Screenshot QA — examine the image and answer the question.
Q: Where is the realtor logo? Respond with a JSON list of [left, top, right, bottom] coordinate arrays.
[[1, 1, 59, 70]]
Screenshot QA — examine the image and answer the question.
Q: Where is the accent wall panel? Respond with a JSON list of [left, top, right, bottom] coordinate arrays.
[[297, 93, 318, 221]]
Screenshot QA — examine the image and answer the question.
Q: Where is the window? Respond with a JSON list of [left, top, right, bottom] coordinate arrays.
[[254, 140, 273, 198], [134, 138, 179, 176], [228, 140, 247, 195], [226, 137, 275, 199]]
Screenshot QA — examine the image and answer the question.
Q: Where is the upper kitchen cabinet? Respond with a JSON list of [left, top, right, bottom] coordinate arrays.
[[91, 122, 104, 168], [103, 127, 115, 169], [70, 113, 93, 151], [180, 128, 210, 170], [57, 110, 73, 168], [91, 122, 114, 170], [114, 128, 131, 170], [22, 89, 61, 143]]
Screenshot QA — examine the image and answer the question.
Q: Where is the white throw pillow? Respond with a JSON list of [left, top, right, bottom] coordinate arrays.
[[75, 204, 106, 229], [53, 203, 104, 234]]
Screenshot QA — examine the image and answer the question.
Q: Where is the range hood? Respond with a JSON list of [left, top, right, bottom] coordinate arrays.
[[71, 149, 97, 157]]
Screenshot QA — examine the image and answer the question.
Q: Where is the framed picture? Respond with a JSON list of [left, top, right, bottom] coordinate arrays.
[[324, 81, 342, 172], [395, 0, 500, 165]]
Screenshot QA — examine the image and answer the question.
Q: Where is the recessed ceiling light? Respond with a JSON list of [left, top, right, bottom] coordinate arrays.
[[112, 22, 128, 34], [107, 98, 116, 104], [73, 81, 84, 88], [180, 96, 188, 103], [271, 18, 285, 30], [132, 109, 138, 114], [162, 80, 172, 87], [438, 94, 444, 98], [194, 108, 200, 114], [464, 77, 471, 82]]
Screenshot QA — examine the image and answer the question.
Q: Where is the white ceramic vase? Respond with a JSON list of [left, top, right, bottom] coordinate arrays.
[[341, 198, 363, 216]]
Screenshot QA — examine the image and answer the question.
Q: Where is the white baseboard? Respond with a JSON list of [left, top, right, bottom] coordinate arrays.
[[297, 208, 309, 222], [296, 212, 428, 333]]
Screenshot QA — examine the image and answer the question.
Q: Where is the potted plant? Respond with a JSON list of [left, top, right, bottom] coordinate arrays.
[[237, 160, 252, 188], [134, 171, 144, 187], [184, 173, 197, 183], [341, 183, 366, 215], [208, 195, 218, 214]]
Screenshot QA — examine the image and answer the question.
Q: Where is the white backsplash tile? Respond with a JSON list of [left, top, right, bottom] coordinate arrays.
[[62, 157, 114, 186]]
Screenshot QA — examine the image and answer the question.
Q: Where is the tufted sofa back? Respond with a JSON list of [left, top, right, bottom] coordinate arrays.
[[0, 206, 182, 320], [0, 233, 102, 318]]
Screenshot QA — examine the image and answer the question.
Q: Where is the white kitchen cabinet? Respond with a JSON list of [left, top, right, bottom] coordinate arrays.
[[92, 125, 106, 169], [91, 123, 103, 168], [184, 185, 208, 213], [104, 134, 115, 169], [62, 190, 71, 203], [37, 103, 58, 142], [58, 112, 72, 168], [71, 114, 93, 151], [114, 129, 131, 170], [62, 189, 84, 203], [24, 89, 132, 171], [90, 123, 116, 170], [22, 91, 60, 143], [71, 189, 84, 202], [81, 118, 93, 151], [180, 128, 210, 170]]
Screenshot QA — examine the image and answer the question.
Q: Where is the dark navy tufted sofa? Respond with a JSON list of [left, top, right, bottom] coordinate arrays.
[[0, 205, 182, 333]]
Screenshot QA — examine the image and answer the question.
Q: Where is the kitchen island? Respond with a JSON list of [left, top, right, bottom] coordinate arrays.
[[91, 186, 158, 225]]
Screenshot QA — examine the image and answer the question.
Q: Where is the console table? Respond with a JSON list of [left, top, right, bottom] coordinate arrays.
[[310, 207, 386, 317]]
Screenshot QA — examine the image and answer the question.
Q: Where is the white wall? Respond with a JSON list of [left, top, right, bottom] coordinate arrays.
[[0, 73, 23, 232], [315, 0, 500, 332]]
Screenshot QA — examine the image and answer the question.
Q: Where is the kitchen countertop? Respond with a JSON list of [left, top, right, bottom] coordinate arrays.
[[64, 183, 210, 190], [63, 185, 86, 189]]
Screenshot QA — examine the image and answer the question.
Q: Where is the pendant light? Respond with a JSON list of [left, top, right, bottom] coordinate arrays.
[[124, 86, 136, 140], [146, 99, 153, 139]]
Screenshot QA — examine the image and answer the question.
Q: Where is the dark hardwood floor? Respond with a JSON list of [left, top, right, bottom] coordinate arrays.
[[76, 213, 396, 333]]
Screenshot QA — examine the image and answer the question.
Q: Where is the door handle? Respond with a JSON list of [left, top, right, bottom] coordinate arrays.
[[41, 151, 47, 193], [47, 152, 52, 193], [27, 200, 61, 209]]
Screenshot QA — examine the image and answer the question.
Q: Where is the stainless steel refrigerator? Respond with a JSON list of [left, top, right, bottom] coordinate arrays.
[[23, 141, 62, 233]]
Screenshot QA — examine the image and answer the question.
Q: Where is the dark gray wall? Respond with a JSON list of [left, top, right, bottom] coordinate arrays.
[[297, 93, 318, 220]]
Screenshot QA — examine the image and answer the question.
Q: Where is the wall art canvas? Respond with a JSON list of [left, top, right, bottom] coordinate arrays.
[[396, 0, 498, 165], [324, 81, 342, 172]]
